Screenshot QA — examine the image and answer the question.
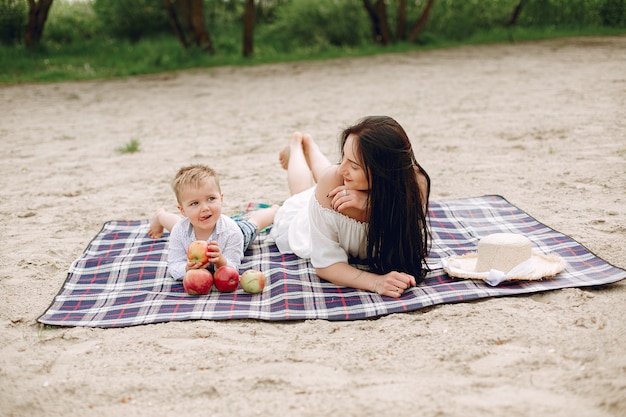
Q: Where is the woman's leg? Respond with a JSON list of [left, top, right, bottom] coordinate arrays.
[[301, 133, 332, 183], [281, 132, 314, 195], [280, 132, 332, 195]]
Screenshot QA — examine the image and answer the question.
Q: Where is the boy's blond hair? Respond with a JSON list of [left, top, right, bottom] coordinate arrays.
[[171, 164, 221, 204]]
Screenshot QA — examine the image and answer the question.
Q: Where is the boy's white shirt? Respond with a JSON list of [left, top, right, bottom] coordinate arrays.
[[167, 215, 244, 280]]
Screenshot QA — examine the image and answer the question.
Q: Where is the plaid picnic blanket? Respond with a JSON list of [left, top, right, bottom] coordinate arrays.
[[38, 195, 625, 328]]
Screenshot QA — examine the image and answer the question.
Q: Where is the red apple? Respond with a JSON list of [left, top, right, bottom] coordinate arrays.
[[240, 269, 266, 294], [213, 265, 239, 293], [187, 240, 209, 265], [183, 268, 213, 295]]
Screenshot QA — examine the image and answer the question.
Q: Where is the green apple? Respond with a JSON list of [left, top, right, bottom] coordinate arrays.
[[240, 269, 266, 294]]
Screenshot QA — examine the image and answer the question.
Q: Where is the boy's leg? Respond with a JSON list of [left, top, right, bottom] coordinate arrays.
[[238, 205, 279, 251], [237, 219, 258, 253], [247, 205, 279, 231], [148, 208, 183, 238]]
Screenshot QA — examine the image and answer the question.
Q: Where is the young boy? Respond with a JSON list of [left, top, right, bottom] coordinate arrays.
[[148, 164, 277, 280]]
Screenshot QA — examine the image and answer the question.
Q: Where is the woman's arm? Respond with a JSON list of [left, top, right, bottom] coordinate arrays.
[[315, 263, 416, 298], [311, 167, 417, 297], [315, 166, 369, 222], [416, 167, 429, 204]]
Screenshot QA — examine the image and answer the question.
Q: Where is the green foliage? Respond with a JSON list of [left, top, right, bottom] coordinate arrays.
[[424, 0, 520, 41], [1, 0, 625, 84], [93, 0, 170, 41], [117, 138, 141, 154], [600, 0, 626, 26], [45, 0, 101, 44], [515, 0, 626, 27], [0, 0, 27, 45], [262, 0, 369, 51]]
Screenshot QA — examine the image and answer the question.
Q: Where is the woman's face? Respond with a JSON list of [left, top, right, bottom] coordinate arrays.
[[338, 134, 369, 191]]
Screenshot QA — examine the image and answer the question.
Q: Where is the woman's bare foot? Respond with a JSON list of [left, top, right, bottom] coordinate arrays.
[[148, 208, 166, 239], [279, 145, 290, 170], [279, 132, 304, 170], [301, 133, 331, 183]]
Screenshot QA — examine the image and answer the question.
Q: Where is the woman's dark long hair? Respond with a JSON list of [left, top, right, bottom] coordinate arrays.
[[340, 116, 431, 282]]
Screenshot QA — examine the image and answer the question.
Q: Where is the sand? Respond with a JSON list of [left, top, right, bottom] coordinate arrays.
[[1, 36, 625, 417]]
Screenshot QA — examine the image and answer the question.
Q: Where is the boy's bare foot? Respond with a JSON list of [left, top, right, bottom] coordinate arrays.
[[148, 208, 165, 239]]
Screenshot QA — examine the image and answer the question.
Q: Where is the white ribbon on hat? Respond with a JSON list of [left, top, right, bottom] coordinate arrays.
[[484, 258, 534, 286]]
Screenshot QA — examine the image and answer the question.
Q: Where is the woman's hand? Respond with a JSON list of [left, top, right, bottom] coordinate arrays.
[[328, 185, 368, 214], [373, 271, 417, 298], [316, 263, 416, 298]]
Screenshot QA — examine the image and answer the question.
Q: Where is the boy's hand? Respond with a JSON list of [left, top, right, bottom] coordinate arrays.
[[207, 240, 226, 268], [185, 260, 208, 271]]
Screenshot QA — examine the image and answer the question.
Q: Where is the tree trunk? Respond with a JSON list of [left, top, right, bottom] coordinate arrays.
[[375, 0, 392, 45], [362, 0, 392, 45], [163, 0, 214, 53], [163, 0, 190, 49], [189, 0, 214, 53], [25, 0, 54, 48], [408, 0, 436, 43], [242, 0, 255, 58], [396, 0, 407, 40], [507, 0, 526, 27]]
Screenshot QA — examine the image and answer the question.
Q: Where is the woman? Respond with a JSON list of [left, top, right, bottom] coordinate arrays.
[[270, 116, 430, 298]]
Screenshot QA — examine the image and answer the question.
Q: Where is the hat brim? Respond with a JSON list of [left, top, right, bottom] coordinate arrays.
[[442, 250, 567, 281]]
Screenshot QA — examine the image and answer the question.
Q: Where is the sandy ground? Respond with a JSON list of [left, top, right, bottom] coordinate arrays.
[[1, 36, 625, 417]]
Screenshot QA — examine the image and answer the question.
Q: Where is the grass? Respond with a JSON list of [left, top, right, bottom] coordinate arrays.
[[116, 139, 141, 154], [1, 26, 624, 85]]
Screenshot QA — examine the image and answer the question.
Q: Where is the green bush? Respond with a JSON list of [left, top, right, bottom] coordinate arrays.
[[93, 0, 170, 41], [424, 0, 519, 41], [45, 0, 101, 44], [600, 0, 626, 26], [1, 0, 625, 84], [0, 0, 27, 45], [263, 0, 369, 51], [516, 0, 624, 27]]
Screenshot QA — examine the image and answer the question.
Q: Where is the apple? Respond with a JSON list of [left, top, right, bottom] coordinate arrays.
[[213, 265, 239, 293], [187, 240, 209, 265], [183, 268, 213, 295], [240, 269, 266, 294]]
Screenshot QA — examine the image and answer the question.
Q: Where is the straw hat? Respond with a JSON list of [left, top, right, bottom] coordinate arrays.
[[441, 233, 566, 286]]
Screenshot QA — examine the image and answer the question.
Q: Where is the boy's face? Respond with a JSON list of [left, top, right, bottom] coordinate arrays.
[[177, 177, 223, 237]]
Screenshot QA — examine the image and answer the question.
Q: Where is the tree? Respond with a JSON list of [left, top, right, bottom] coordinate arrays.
[[407, 0, 436, 42], [362, 0, 392, 45], [396, 0, 407, 40], [364, 0, 436, 45], [163, 0, 215, 53], [25, 0, 54, 48], [242, 0, 255, 57], [507, 0, 526, 27]]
